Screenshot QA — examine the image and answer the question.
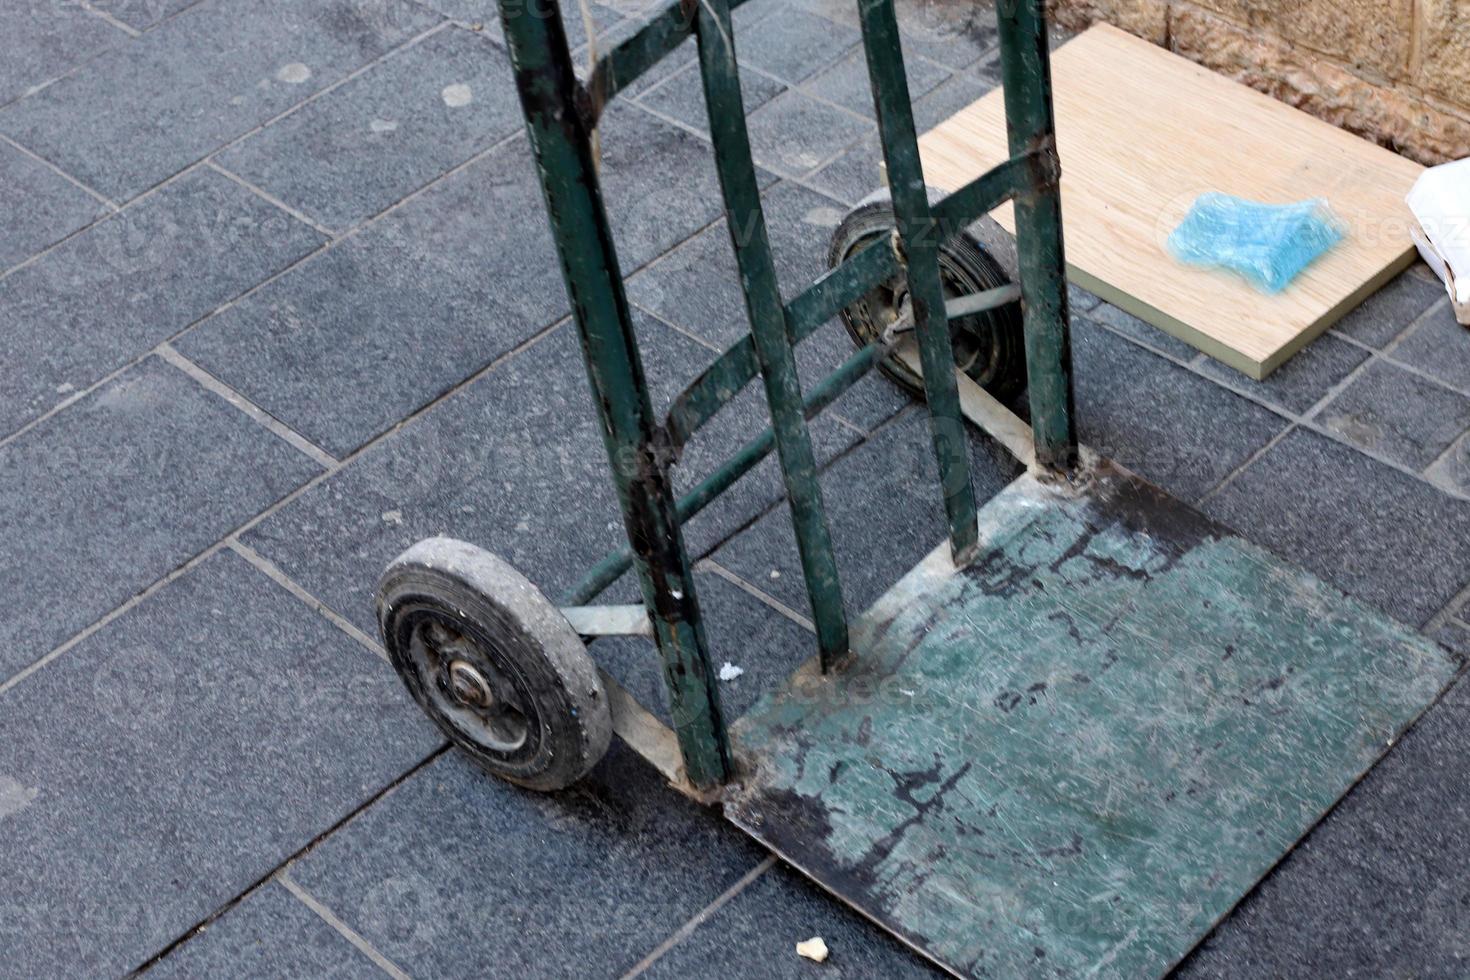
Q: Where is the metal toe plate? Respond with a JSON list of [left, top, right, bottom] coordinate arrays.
[[725, 462, 1456, 978]]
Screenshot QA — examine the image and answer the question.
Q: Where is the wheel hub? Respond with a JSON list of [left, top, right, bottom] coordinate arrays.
[[828, 201, 1026, 402], [446, 659, 494, 709], [412, 617, 531, 754]]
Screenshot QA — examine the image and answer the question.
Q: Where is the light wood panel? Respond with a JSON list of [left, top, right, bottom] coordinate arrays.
[[916, 23, 1424, 378]]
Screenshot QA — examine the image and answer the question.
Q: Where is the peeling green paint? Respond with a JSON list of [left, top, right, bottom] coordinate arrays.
[[728, 464, 1457, 978]]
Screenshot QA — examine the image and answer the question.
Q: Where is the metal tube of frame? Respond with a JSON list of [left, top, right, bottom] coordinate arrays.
[[996, 0, 1078, 471], [857, 0, 980, 564], [495, 0, 731, 788], [586, 0, 755, 111], [693, 0, 849, 670], [664, 154, 1031, 450], [565, 337, 891, 608]]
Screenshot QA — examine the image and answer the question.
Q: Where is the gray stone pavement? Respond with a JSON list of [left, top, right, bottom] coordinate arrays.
[[2, 0, 1469, 976]]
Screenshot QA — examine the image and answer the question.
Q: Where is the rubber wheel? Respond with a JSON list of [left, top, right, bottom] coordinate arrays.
[[376, 537, 612, 792], [829, 188, 1026, 400]]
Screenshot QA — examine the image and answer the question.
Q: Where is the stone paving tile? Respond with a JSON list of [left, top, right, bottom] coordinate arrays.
[[183, 99, 769, 457], [1081, 302, 1200, 363], [911, 68, 991, 133], [970, 45, 1002, 88], [1431, 619, 1470, 662], [598, 99, 779, 268], [217, 25, 524, 232], [796, 0, 998, 70], [679, 407, 860, 561], [483, 0, 624, 53], [644, 863, 940, 978], [1331, 270, 1444, 348], [1314, 359, 1470, 471], [241, 320, 854, 637], [1425, 430, 1470, 497], [611, 27, 698, 98], [714, 408, 1023, 618], [177, 136, 564, 458], [1203, 427, 1470, 627], [288, 743, 767, 978], [239, 326, 619, 636], [747, 90, 873, 178], [890, 0, 999, 70], [594, 570, 815, 727], [1178, 673, 1470, 979], [1068, 283, 1102, 312], [638, 62, 787, 135], [90, 0, 204, 31], [736, 6, 860, 84], [628, 179, 850, 349], [0, 0, 441, 202], [1198, 332, 1370, 415], [0, 2, 119, 107], [1071, 319, 1287, 503], [0, 357, 321, 682], [0, 167, 324, 437], [803, 47, 951, 120], [626, 178, 905, 431], [800, 65, 998, 210], [0, 139, 108, 270], [0, 549, 440, 979], [729, 0, 787, 28], [590, 0, 773, 101], [795, 319, 914, 434], [806, 136, 882, 206], [412, 0, 497, 26], [1389, 300, 1470, 393], [148, 881, 383, 979]]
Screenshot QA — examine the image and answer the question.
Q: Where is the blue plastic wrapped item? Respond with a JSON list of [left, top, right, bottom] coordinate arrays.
[[1166, 193, 1345, 294]]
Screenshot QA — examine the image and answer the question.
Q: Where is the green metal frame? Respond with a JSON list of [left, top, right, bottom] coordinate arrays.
[[498, 0, 1076, 790]]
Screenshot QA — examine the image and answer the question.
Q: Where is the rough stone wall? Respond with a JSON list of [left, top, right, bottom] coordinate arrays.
[[1051, 0, 1470, 164]]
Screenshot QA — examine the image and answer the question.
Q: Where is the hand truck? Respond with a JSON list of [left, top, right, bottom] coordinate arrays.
[[372, 0, 1458, 974]]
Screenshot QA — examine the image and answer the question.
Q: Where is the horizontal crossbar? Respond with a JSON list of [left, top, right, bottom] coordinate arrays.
[[664, 153, 1033, 451], [561, 334, 892, 606], [583, 0, 757, 118]]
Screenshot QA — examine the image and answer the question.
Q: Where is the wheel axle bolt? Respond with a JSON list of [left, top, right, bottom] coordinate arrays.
[[447, 660, 493, 709]]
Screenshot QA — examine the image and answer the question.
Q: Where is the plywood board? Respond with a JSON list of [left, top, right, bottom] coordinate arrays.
[[915, 24, 1424, 378]]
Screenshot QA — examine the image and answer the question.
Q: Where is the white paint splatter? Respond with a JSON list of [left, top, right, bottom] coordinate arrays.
[[796, 937, 828, 962], [0, 777, 39, 820], [276, 62, 312, 85], [441, 83, 473, 108], [381, 509, 404, 526], [718, 662, 744, 681], [369, 118, 399, 134]]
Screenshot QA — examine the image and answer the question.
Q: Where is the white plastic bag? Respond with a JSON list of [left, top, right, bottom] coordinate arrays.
[[1406, 158, 1470, 325]]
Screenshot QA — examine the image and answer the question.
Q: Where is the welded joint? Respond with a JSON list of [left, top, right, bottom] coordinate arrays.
[[655, 414, 692, 466], [572, 76, 605, 131], [1022, 134, 1061, 195]]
